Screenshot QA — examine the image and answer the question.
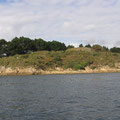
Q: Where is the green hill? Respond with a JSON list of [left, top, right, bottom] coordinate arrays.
[[0, 47, 120, 73]]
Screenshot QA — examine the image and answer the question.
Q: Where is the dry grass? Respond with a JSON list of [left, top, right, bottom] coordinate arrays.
[[0, 47, 120, 70]]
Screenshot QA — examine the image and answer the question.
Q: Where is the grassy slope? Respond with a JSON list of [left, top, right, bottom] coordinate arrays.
[[0, 47, 120, 70]]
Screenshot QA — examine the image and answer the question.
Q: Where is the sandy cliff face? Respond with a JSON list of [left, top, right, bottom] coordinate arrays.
[[0, 67, 38, 75], [115, 63, 120, 69], [0, 66, 120, 76]]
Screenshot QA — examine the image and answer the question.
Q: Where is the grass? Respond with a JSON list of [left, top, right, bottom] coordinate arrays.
[[0, 48, 120, 70]]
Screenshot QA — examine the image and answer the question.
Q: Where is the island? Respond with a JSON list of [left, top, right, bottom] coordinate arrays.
[[0, 37, 120, 76]]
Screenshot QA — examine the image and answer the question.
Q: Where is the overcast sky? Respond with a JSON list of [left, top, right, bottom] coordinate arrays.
[[0, 0, 120, 47]]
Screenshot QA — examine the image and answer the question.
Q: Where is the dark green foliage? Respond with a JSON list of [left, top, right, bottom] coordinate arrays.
[[0, 37, 67, 57], [7, 37, 33, 56], [67, 45, 75, 49], [32, 38, 47, 51], [0, 39, 8, 57], [110, 47, 120, 53], [73, 63, 87, 70], [103, 46, 109, 51], [85, 44, 91, 48], [79, 44, 83, 47], [47, 40, 66, 51]]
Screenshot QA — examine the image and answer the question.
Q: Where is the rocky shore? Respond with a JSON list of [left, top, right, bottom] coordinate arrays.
[[0, 66, 120, 76]]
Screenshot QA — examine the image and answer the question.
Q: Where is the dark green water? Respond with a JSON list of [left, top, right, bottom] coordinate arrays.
[[0, 73, 120, 120]]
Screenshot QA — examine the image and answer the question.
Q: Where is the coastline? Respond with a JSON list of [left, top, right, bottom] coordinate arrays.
[[0, 66, 120, 76]]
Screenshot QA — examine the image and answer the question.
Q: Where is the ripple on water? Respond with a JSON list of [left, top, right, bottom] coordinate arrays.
[[0, 73, 120, 120]]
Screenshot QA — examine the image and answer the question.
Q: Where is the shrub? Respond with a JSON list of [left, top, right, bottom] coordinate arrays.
[[53, 54, 61, 62], [92, 44, 103, 52], [85, 44, 91, 48], [73, 63, 87, 70], [103, 46, 109, 51], [67, 45, 75, 49], [79, 44, 83, 47], [110, 47, 120, 53]]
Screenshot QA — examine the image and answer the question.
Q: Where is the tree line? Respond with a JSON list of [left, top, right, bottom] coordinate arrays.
[[68, 44, 120, 52], [0, 37, 120, 57], [0, 37, 66, 57]]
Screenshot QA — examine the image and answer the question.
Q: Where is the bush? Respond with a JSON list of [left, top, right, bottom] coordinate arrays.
[[103, 46, 109, 51], [85, 44, 91, 48], [79, 44, 83, 47], [53, 54, 61, 62], [110, 47, 120, 53], [73, 63, 87, 70], [47, 41, 66, 51], [67, 45, 75, 49], [92, 44, 103, 52]]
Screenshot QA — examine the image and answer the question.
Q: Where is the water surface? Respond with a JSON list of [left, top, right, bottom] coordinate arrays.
[[0, 73, 120, 120]]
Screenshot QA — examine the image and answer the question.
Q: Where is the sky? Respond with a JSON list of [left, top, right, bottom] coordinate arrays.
[[0, 0, 120, 47]]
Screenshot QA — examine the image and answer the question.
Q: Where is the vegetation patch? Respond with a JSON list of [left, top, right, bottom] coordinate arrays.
[[0, 37, 120, 71]]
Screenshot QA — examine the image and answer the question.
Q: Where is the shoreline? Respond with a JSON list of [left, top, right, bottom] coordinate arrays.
[[0, 66, 120, 76]]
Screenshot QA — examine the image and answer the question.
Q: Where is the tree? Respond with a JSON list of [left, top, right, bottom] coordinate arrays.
[[7, 37, 33, 56], [79, 44, 83, 47], [85, 44, 91, 48], [67, 45, 75, 49], [0, 39, 8, 57], [32, 38, 47, 51], [110, 47, 120, 53], [47, 40, 66, 51], [103, 46, 109, 51]]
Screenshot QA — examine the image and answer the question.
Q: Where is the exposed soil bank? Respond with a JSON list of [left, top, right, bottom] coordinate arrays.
[[0, 66, 120, 76]]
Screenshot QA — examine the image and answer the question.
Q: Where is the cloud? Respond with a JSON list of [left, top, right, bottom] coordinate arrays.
[[0, 0, 120, 47]]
